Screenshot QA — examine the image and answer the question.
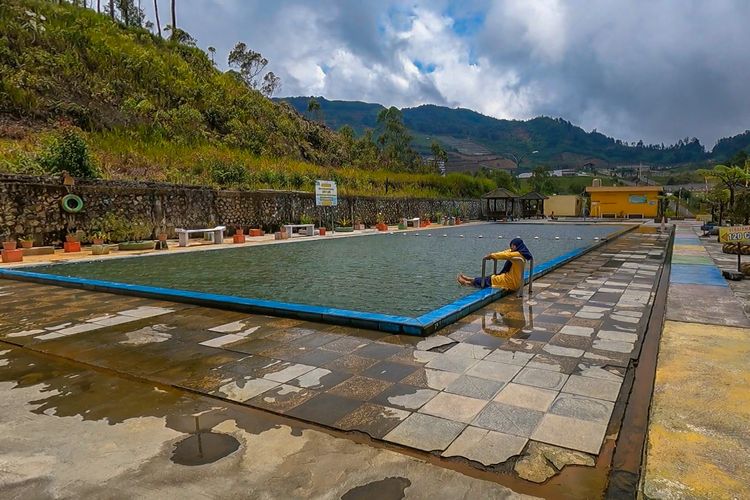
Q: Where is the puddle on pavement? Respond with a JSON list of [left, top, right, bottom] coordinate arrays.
[[341, 476, 411, 500]]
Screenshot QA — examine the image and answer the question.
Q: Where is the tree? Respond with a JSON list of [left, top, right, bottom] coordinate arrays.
[[376, 107, 419, 171], [698, 164, 750, 209], [170, 0, 176, 40], [153, 0, 161, 37], [207, 46, 216, 64], [307, 97, 321, 121], [116, 0, 144, 27], [109, 0, 114, 20], [529, 166, 554, 195], [429, 140, 447, 173], [260, 72, 280, 97], [227, 43, 280, 95]]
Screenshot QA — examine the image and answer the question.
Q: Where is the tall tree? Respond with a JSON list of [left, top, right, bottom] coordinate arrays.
[[170, 0, 176, 40], [227, 42, 279, 95], [97, 0, 100, 13], [376, 107, 419, 171], [699, 164, 750, 209], [109, 0, 114, 20], [207, 46, 216, 64], [529, 166, 555, 195], [153, 0, 161, 37], [429, 140, 447, 173], [307, 97, 322, 122]]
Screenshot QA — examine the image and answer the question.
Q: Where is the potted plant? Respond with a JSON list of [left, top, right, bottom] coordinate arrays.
[[2, 231, 16, 251], [64, 231, 83, 253], [117, 219, 155, 251], [375, 213, 388, 232], [90, 230, 107, 246], [19, 234, 34, 249], [353, 217, 366, 231], [335, 218, 354, 232]]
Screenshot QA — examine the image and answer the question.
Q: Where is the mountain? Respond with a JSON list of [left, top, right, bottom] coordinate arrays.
[[279, 97, 749, 170]]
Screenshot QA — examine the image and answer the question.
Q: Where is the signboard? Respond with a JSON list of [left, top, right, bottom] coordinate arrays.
[[315, 180, 337, 206], [719, 225, 750, 244]]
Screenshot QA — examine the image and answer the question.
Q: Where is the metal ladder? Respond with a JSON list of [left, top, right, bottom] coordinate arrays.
[[480, 257, 534, 297]]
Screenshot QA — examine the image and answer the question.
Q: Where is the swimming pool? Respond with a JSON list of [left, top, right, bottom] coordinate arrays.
[[1, 223, 631, 335]]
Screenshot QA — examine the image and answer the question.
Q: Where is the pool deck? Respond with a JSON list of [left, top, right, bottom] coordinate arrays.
[[0, 225, 669, 497], [641, 221, 750, 499]]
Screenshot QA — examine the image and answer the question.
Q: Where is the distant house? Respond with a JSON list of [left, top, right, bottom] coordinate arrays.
[[585, 185, 663, 218], [545, 195, 583, 217]]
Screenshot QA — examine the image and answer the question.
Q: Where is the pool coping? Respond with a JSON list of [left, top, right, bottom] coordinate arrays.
[[0, 224, 638, 336]]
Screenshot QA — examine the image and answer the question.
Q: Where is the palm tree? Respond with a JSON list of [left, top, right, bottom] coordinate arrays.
[[170, 0, 176, 40], [153, 0, 161, 37]]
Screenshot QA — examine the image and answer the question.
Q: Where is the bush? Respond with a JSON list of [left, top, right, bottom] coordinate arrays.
[[36, 129, 99, 178], [209, 160, 247, 186]]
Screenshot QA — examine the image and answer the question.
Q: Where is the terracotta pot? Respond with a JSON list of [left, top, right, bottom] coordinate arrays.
[[20, 240, 33, 249], [3, 241, 17, 251], [249, 228, 263, 237], [63, 241, 81, 253], [232, 234, 245, 244], [376, 223, 388, 232], [318, 227, 326, 236], [1, 248, 23, 263]]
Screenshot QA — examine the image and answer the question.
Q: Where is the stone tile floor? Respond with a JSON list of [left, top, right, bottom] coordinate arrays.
[[0, 228, 669, 481]]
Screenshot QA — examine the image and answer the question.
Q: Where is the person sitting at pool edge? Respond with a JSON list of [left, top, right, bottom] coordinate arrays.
[[457, 238, 533, 290]]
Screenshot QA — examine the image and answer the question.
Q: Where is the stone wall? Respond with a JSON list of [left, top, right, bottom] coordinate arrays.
[[0, 174, 480, 244]]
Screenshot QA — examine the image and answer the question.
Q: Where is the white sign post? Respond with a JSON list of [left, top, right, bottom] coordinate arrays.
[[315, 180, 338, 207], [315, 180, 338, 233]]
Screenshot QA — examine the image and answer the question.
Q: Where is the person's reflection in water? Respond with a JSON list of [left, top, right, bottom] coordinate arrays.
[[481, 298, 533, 338]]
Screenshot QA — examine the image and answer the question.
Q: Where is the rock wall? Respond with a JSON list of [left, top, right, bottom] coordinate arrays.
[[0, 174, 480, 243]]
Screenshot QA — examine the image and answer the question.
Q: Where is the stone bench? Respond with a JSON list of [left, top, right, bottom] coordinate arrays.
[[176, 226, 226, 247]]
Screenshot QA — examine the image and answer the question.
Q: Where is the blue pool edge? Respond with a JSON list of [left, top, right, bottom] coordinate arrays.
[[0, 224, 638, 336]]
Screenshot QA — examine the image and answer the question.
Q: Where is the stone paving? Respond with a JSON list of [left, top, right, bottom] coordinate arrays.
[[642, 222, 750, 499], [0, 228, 669, 482]]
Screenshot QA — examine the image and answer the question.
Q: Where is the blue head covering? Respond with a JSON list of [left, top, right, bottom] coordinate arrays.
[[499, 238, 533, 274]]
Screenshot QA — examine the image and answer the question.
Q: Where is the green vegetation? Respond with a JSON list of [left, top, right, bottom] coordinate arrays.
[[0, 0, 489, 198], [279, 97, 750, 169]]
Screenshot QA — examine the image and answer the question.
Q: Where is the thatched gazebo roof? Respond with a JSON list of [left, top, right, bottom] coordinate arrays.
[[482, 188, 519, 199]]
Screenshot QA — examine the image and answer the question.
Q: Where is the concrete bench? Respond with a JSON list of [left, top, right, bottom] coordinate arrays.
[[402, 217, 420, 228], [176, 226, 226, 247], [283, 224, 315, 238]]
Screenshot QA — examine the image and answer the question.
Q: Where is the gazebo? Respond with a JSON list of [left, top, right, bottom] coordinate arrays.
[[519, 192, 548, 218], [482, 188, 519, 220]]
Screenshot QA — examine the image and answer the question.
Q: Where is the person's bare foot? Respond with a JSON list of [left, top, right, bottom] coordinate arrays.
[[457, 273, 472, 286]]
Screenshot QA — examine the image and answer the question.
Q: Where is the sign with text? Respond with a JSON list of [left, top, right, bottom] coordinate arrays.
[[315, 180, 338, 207], [719, 225, 750, 244]]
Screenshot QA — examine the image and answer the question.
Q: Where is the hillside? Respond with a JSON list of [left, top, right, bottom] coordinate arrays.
[[279, 97, 749, 169], [0, 0, 492, 198]]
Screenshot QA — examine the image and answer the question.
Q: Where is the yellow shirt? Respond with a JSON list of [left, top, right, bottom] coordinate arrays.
[[488, 250, 526, 290]]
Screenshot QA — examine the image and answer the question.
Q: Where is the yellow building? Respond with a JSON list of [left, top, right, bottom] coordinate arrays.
[[585, 185, 663, 218], [544, 195, 582, 217]]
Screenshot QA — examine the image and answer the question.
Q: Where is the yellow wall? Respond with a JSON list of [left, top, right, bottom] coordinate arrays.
[[589, 190, 660, 217], [544, 195, 581, 216]]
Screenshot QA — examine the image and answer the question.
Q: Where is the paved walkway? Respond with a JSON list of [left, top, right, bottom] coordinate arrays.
[[0, 228, 669, 496], [642, 222, 750, 499]]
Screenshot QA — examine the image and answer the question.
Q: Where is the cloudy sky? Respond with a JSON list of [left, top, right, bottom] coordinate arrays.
[[142, 0, 750, 147]]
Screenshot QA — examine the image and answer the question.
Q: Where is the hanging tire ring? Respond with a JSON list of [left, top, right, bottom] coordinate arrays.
[[61, 194, 84, 213]]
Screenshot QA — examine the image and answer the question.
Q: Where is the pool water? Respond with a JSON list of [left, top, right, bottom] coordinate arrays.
[[31, 223, 627, 317]]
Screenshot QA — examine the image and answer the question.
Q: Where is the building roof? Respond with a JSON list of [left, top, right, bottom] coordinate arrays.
[[519, 191, 548, 200], [585, 185, 663, 193], [482, 188, 519, 199]]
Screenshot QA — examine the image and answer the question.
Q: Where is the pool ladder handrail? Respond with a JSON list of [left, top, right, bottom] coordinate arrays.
[[481, 256, 534, 298]]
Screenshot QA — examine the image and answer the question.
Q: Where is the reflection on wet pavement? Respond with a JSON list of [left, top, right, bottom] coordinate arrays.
[[0, 227, 669, 491]]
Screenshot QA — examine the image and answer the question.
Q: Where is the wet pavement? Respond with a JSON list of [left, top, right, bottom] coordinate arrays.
[[0, 346, 530, 499], [642, 222, 750, 499], [0, 227, 670, 497]]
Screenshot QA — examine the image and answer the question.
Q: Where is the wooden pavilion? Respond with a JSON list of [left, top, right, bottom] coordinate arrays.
[[519, 192, 548, 218], [482, 188, 519, 220]]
